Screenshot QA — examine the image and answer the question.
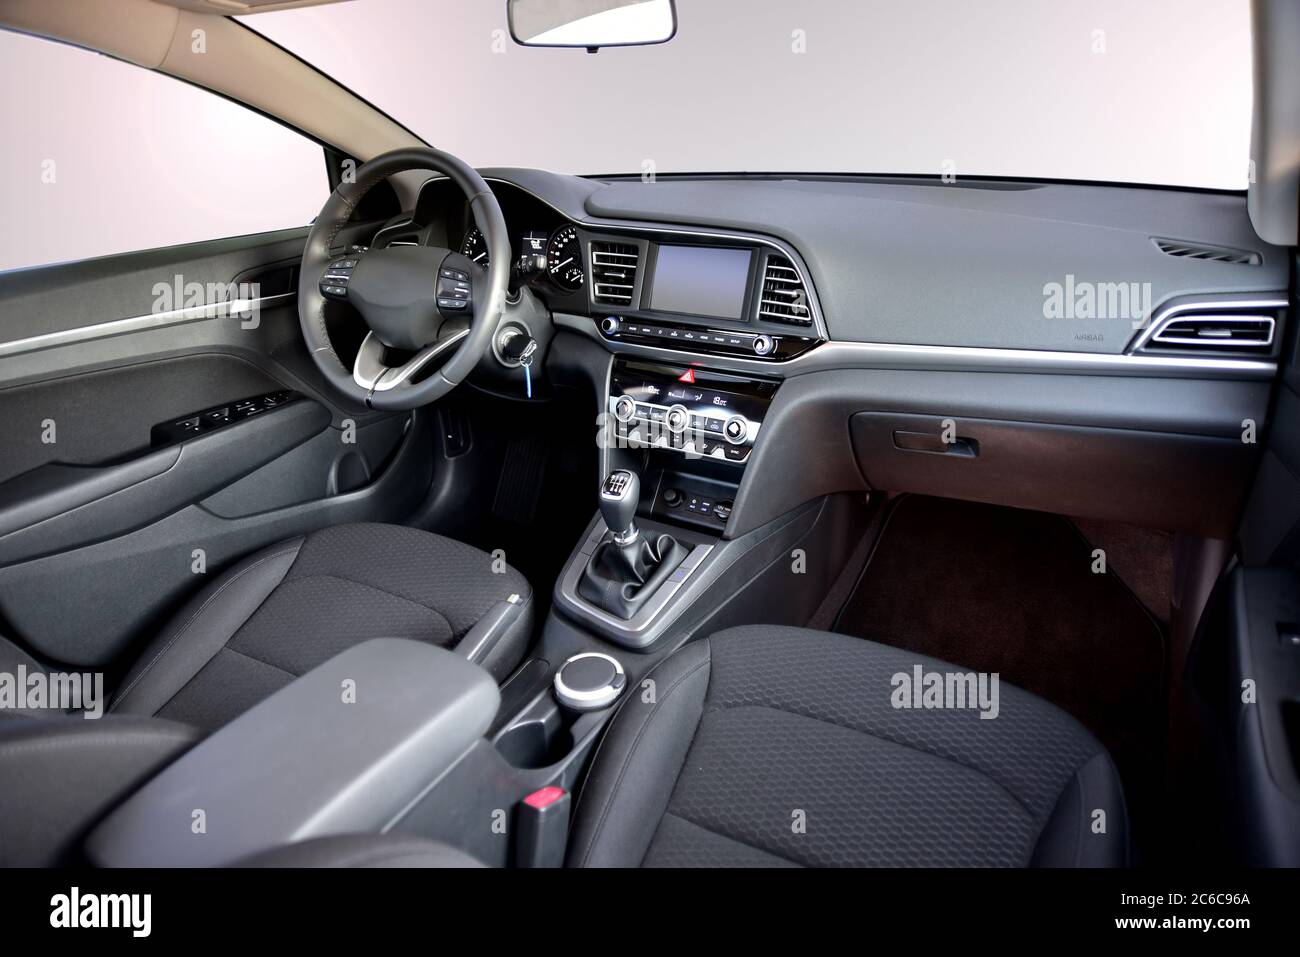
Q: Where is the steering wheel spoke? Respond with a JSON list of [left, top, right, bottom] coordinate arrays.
[[318, 254, 361, 301], [352, 329, 471, 395]]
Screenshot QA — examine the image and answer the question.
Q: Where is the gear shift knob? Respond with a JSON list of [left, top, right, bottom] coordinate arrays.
[[599, 470, 640, 544]]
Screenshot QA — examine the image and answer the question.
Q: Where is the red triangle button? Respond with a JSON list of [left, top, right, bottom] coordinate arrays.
[[677, 369, 696, 383]]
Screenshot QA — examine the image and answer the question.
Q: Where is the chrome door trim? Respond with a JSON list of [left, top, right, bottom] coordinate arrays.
[[0, 293, 295, 359]]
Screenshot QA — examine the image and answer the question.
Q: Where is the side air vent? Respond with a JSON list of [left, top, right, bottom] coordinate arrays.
[[757, 254, 812, 325], [1153, 237, 1262, 266], [1149, 314, 1276, 350], [591, 242, 639, 304]]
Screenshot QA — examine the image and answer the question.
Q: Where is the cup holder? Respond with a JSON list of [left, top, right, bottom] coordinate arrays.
[[495, 717, 575, 770]]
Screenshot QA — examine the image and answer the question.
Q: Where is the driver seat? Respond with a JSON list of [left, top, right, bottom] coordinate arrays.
[[107, 523, 533, 733]]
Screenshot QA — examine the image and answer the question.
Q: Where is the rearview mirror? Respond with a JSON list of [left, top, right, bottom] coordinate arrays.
[[508, 0, 677, 50]]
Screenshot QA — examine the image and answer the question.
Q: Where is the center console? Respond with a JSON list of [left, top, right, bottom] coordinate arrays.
[[549, 353, 786, 647], [606, 357, 778, 527]]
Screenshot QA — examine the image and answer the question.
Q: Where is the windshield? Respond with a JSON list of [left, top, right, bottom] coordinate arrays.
[[248, 0, 1251, 189]]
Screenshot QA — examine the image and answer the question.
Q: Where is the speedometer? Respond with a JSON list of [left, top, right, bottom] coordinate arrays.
[[546, 225, 584, 291], [460, 227, 489, 266]]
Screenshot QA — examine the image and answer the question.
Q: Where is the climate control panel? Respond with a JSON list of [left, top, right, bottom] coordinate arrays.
[[606, 359, 777, 466]]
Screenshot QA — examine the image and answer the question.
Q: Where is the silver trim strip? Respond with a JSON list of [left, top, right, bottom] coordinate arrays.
[[353, 328, 470, 392], [0, 293, 295, 359], [557, 312, 1277, 380], [556, 516, 714, 642]]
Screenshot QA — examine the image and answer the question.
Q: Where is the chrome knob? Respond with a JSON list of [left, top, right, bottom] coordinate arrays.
[[613, 395, 636, 422], [723, 415, 748, 444], [666, 405, 690, 433], [753, 334, 775, 356]]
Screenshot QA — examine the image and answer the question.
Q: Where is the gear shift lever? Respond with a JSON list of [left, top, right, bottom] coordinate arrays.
[[579, 469, 687, 619], [599, 470, 640, 545]]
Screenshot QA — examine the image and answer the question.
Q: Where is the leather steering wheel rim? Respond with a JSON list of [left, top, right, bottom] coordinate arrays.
[[297, 147, 510, 411]]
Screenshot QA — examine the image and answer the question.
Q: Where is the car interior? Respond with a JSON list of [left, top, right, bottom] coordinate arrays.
[[0, 0, 1298, 873]]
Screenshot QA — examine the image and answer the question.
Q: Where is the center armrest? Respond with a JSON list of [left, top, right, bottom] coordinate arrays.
[[87, 638, 499, 867]]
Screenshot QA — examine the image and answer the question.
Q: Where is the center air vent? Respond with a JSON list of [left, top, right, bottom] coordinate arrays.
[[757, 255, 812, 325], [1153, 238, 1261, 266], [1148, 314, 1276, 350], [590, 242, 639, 304]]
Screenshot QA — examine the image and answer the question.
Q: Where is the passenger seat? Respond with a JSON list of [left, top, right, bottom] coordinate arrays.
[[567, 626, 1129, 867]]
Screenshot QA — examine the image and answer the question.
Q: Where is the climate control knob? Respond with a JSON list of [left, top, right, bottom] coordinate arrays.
[[613, 395, 636, 422], [723, 415, 748, 444], [666, 405, 690, 433]]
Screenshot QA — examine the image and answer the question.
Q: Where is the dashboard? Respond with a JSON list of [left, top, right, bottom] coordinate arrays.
[[368, 176, 827, 365], [350, 166, 1290, 547]]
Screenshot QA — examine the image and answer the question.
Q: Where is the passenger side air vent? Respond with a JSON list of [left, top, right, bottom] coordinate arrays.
[[757, 254, 812, 325], [590, 242, 639, 304], [1152, 238, 1261, 266], [1149, 314, 1276, 350]]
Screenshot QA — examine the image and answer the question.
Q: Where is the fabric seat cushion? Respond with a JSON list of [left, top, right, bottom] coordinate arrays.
[[568, 625, 1128, 868], [110, 523, 533, 733]]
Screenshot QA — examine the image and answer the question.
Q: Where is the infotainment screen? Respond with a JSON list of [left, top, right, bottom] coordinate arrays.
[[649, 245, 752, 320]]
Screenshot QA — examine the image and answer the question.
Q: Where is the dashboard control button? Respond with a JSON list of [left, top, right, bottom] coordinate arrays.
[[666, 405, 690, 433], [723, 415, 748, 444], [753, 335, 776, 356], [600, 316, 620, 335], [705, 418, 724, 434], [724, 444, 749, 461], [613, 396, 636, 422]]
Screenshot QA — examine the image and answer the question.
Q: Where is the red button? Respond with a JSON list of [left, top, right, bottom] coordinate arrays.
[[523, 786, 566, 809], [677, 369, 696, 383]]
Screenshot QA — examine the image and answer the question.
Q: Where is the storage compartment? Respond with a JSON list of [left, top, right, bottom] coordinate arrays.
[[494, 699, 578, 770], [87, 639, 500, 867], [849, 412, 1254, 537]]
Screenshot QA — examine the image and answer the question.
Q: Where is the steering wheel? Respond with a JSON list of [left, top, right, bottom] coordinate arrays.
[[297, 147, 510, 410]]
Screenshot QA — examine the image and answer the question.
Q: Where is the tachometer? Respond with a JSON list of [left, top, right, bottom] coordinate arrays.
[[460, 227, 489, 266], [546, 225, 584, 291]]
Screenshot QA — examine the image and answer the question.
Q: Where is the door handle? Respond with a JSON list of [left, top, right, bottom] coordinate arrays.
[[892, 430, 979, 458]]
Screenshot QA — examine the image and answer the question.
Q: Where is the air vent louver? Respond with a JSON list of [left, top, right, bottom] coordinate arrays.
[[1153, 238, 1261, 266], [757, 255, 812, 325], [590, 242, 639, 304], [1149, 314, 1275, 350]]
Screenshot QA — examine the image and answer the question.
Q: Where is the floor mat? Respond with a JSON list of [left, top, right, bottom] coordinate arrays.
[[833, 495, 1167, 836]]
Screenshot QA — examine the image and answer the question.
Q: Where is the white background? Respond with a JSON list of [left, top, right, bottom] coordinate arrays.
[[0, 0, 1253, 272]]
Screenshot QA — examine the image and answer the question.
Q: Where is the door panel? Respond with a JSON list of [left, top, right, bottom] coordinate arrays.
[[0, 226, 431, 668]]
